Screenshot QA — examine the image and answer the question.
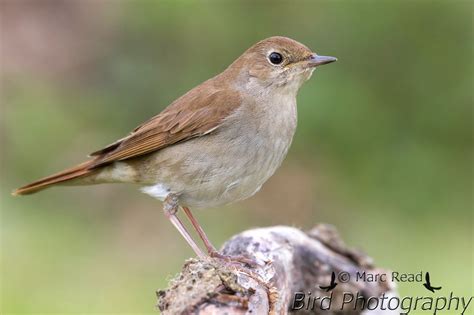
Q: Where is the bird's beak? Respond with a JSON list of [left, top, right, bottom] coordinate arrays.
[[308, 54, 337, 67]]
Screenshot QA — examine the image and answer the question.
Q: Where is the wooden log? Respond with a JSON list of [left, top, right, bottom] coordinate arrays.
[[157, 224, 397, 314]]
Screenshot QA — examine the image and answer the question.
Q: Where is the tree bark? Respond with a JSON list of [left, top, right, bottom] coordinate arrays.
[[156, 224, 397, 314]]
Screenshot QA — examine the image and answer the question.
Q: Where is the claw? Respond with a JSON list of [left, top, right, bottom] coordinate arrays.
[[210, 251, 261, 268]]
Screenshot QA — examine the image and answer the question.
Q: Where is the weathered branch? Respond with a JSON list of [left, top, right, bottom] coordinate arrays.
[[157, 224, 396, 314]]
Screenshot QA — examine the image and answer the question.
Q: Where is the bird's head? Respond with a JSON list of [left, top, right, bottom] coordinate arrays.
[[228, 36, 337, 94]]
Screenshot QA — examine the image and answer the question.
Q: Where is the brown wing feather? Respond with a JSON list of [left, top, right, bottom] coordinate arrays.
[[13, 82, 242, 195], [90, 87, 241, 167]]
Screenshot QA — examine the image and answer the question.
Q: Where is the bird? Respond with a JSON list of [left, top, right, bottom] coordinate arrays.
[[13, 36, 337, 260], [423, 272, 442, 293], [319, 271, 338, 292]]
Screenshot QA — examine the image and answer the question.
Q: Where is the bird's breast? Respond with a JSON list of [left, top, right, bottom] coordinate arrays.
[[205, 93, 297, 202], [138, 93, 298, 208]]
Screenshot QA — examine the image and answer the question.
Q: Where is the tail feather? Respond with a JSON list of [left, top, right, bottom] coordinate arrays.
[[12, 160, 98, 196]]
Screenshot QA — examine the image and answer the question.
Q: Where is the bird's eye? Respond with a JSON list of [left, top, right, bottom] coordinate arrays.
[[268, 52, 283, 65]]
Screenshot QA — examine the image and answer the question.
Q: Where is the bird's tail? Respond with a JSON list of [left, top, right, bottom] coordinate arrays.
[[12, 159, 98, 196]]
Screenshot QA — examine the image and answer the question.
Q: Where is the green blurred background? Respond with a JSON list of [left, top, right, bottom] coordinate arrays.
[[1, 0, 472, 313]]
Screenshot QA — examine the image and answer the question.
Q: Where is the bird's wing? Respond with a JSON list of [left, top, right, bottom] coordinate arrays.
[[89, 87, 241, 168]]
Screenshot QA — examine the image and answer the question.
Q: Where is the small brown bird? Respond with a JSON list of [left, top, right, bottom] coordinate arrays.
[[13, 36, 336, 259]]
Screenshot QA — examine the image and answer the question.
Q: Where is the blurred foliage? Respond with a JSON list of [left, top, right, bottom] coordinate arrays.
[[1, 0, 472, 313]]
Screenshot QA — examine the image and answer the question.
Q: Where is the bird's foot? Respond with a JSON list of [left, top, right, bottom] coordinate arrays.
[[209, 251, 261, 269], [209, 251, 271, 293]]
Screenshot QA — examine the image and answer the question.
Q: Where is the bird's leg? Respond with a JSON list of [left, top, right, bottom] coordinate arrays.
[[182, 206, 259, 268], [182, 206, 217, 254], [163, 194, 205, 259]]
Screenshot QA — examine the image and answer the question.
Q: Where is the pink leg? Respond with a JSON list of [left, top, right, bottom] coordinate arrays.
[[182, 206, 217, 254], [164, 195, 205, 259], [182, 206, 259, 267]]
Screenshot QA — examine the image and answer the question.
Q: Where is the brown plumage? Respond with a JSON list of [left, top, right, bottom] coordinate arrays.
[[13, 37, 335, 199], [14, 36, 313, 196], [13, 85, 241, 195], [13, 36, 337, 259], [12, 160, 98, 195]]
